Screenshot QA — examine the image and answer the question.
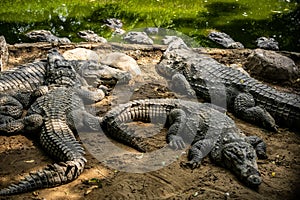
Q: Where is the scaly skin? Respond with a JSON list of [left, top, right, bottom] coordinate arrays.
[[0, 49, 104, 195], [0, 56, 130, 96], [156, 47, 300, 131], [0, 61, 47, 94], [101, 98, 267, 188], [0, 60, 47, 106], [0, 50, 131, 127], [0, 61, 47, 126]]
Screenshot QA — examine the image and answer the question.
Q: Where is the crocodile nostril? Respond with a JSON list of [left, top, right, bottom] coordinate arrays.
[[247, 175, 262, 186]]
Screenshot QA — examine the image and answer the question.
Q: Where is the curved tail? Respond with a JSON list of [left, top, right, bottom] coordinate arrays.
[[0, 157, 86, 195]]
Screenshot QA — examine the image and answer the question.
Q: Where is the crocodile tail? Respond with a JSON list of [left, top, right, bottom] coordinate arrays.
[[101, 99, 171, 152], [0, 157, 86, 195], [101, 110, 147, 152]]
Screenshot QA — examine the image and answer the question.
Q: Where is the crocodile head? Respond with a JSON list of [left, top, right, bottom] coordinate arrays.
[[222, 141, 261, 188], [77, 61, 131, 86], [46, 49, 77, 86]]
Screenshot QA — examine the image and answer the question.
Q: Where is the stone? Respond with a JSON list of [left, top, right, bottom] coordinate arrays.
[[0, 36, 9, 71], [25, 30, 71, 44], [63, 48, 100, 62], [100, 52, 142, 78], [256, 37, 279, 51], [208, 31, 244, 49], [104, 18, 123, 29], [77, 30, 107, 43], [113, 28, 126, 35], [229, 64, 250, 76], [144, 27, 159, 35], [245, 49, 299, 83], [104, 18, 126, 35], [123, 32, 153, 45]]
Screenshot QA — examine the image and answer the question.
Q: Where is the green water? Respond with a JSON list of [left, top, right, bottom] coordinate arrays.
[[0, 0, 299, 51]]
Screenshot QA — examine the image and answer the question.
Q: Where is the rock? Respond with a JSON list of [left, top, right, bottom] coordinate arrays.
[[104, 18, 126, 35], [77, 30, 107, 43], [0, 36, 9, 71], [256, 37, 279, 51], [104, 18, 123, 29], [162, 36, 182, 45], [100, 52, 142, 78], [25, 30, 71, 44], [113, 28, 126, 35], [144, 27, 159, 35], [123, 32, 153, 45], [162, 36, 188, 51], [208, 31, 244, 49], [245, 49, 299, 83], [229, 64, 250, 76], [63, 48, 100, 62]]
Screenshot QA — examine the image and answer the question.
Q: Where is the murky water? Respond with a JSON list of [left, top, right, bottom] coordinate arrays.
[[0, 0, 299, 51]]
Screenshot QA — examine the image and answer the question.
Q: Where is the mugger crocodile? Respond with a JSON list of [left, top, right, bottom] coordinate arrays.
[[0, 49, 105, 195], [100, 98, 268, 188], [0, 49, 131, 131], [156, 45, 300, 131]]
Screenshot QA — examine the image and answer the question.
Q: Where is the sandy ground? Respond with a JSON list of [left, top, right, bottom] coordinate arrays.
[[0, 44, 299, 200]]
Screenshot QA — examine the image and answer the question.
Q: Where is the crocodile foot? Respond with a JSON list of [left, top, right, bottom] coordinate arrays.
[[180, 158, 202, 169], [168, 135, 186, 150]]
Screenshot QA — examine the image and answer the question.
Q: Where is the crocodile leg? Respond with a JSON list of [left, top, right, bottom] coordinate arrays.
[[170, 74, 196, 96], [233, 93, 277, 131], [245, 135, 268, 159], [187, 138, 215, 168], [167, 108, 187, 150], [0, 114, 43, 134], [0, 116, 21, 133], [81, 112, 101, 131], [75, 87, 106, 103], [0, 95, 23, 119], [156, 64, 196, 96], [67, 109, 101, 131]]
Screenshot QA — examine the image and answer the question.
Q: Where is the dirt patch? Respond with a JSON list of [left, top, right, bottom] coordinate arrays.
[[0, 43, 299, 200]]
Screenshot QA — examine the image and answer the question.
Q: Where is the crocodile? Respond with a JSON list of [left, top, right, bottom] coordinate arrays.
[[156, 45, 300, 131], [0, 60, 47, 94], [100, 98, 267, 188], [0, 50, 132, 126], [0, 49, 104, 195], [75, 59, 132, 87], [0, 60, 48, 126], [0, 54, 131, 95], [25, 30, 71, 44]]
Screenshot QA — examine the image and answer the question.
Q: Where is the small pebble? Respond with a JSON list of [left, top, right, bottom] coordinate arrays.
[[272, 172, 276, 177], [193, 191, 199, 197]]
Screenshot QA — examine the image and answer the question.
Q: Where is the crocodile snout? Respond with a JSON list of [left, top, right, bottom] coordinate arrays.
[[247, 174, 262, 187], [242, 166, 262, 187]]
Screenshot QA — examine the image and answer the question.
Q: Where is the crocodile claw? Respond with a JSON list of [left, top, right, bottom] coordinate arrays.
[[188, 160, 201, 169], [181, 160, 201, 169], [169, 135, 186, 150]]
